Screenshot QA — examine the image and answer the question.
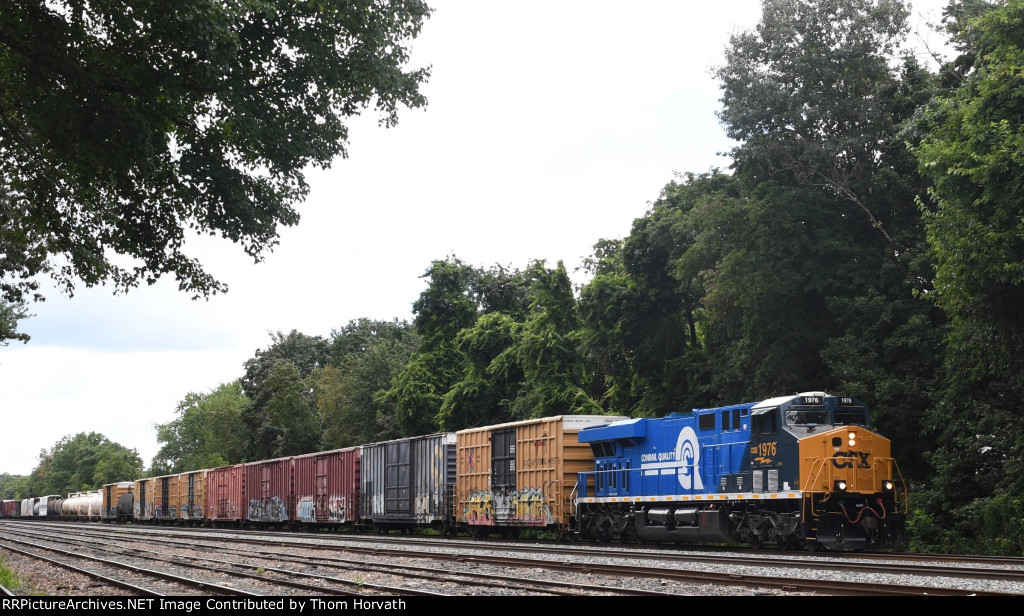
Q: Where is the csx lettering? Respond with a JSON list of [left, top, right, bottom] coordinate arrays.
[[832, 451, 871, 469]]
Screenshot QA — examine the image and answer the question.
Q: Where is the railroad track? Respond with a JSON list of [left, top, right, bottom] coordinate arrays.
[[1, 521, 1022, 596]]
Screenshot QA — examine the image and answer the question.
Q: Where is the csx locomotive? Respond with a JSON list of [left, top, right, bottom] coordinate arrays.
[[574, 392, 907, 551], [3, 392, 906, 552]]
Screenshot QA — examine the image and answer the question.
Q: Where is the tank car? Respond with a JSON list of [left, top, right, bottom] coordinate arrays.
[[574, 392, 907, 551], [455, 415, 625, 539]]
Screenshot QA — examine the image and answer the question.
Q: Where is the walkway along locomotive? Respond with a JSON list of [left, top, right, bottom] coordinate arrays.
[[573, 392, 907, 550]]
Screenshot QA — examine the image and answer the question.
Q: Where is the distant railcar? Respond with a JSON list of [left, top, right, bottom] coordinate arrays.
[[293, 447, 360, 527], [135, 474, 180, 522], [244, 456, 292, 525], [176, 469, 207, 524], [102, 481, 135, 523], [0, 500, 19, 519], [101, 482, 135, 523], [206, 464, 245, 525]]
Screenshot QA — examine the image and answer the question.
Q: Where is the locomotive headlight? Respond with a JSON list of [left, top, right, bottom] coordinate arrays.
[[834, 479, 847, 492], [847, 431, 857, 447], [882, 480, 895, 492]]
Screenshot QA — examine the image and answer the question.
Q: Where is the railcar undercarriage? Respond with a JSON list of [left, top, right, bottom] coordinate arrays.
[[576, 500, 878, 551]]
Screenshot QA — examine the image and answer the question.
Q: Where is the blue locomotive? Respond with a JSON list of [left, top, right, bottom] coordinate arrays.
[[574, 392, 906, 551]]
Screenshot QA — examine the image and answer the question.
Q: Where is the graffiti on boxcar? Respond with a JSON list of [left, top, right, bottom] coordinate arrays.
[[179, 504, 202, 520], [248, 496, 288, 522], [328, 495, 348, 522], [297, 495, 315, 522], [465, 491, 495, 525], [465, 488, 553, 526], [510, 487, 553, 525]]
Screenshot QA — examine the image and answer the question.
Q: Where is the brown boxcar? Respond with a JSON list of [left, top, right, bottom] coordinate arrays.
[[1, 500, 19, 518], [245, 456, 293, 524], [360, 433, 456, 533], [176, 469, 207, 523], [455, 415, 624, 538], [293, 448, 360, 527], [101, 482, 134, 523], [206, 464, 245, 525], [135, 475, 179, 522]]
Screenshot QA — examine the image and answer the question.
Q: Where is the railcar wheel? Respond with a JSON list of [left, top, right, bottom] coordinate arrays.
[[775, 534, 793, 551]]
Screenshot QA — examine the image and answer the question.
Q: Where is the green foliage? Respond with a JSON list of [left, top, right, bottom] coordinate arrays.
[[0, 300, 30, 346], [152, 381, 249, 472], [0, 0, 431, 344], [264, 360, 320, 457], [26, 433, 143, 496], [240, 330, 328, 460], [0, 473, 28, 500], [316, 319, 419, 448], [0, 555, 21, 592], [716, 0, 922, 245]]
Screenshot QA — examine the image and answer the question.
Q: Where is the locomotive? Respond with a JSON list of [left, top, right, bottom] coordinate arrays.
[[574, 392, 907, 551], [2, 392, 907, 552]]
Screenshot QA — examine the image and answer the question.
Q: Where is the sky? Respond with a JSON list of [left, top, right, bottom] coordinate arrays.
[[0, 0, 953, 476]]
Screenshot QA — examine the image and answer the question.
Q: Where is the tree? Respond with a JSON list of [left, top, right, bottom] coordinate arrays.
[[715, 0, 922, 245], [909, 0, 1024, 552], [152, 381, 249, 473], [382, 257, 480, 435], [0, 0, 432, 344], [264, 360, 320, 457], [316, 318, 419, 448], [240, 330, 328, 460], [26, 432, 143, 496]]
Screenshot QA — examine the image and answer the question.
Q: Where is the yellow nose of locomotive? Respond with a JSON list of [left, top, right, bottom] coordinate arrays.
[[799, 427, 896, 495]]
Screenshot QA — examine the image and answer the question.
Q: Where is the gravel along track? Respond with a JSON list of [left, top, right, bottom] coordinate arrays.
[[1, 521, 1023, 596]]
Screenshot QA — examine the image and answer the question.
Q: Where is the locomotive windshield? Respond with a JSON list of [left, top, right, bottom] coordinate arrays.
[[784, 404, 869, 426], [784, 406, 828, 426]]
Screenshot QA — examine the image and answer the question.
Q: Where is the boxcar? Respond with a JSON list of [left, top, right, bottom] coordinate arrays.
[[206, 464, 245, 525], [176, 469, 207, 523], [361, 433, 457, 533], [101, 482, 134, 523], [293, 447, 360, 527], [245, 456, 292, 525], [1, 500, 19, 519], [455, 415, 624, 538], [135, 474, 179, 522]]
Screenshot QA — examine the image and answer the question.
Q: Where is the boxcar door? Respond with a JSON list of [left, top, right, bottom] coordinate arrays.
[[315, 454, 329, 522], [491, 427, 516, 524], [385, 441, 411, 517]]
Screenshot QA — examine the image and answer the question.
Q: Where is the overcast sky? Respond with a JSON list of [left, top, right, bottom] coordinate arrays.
[[0, 0, 952, 476]]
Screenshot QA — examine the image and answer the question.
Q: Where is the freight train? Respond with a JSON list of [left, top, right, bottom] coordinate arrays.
[[0, 392, 907, 552]]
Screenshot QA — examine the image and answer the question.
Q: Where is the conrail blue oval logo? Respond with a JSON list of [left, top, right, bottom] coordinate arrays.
[[675, 426, 704, 490]]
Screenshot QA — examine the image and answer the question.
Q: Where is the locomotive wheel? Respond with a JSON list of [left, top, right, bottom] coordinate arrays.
[[775, 533, 793, 551]]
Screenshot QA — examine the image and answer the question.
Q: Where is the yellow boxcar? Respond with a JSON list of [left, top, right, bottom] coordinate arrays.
[[175, 469, 207, 523], [455, 415, 624, 538], [134, 474, 179, 522], [101, 482, 135, 523]]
